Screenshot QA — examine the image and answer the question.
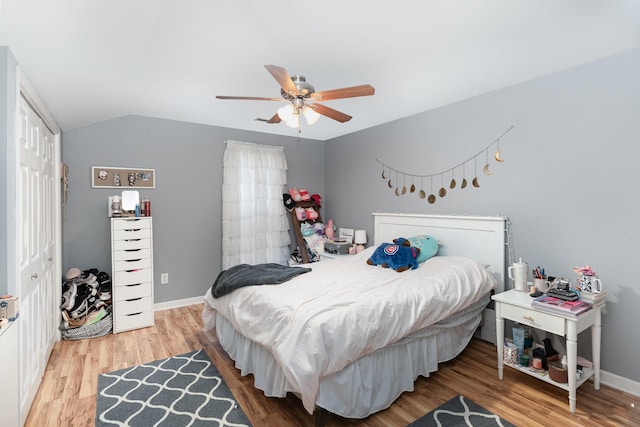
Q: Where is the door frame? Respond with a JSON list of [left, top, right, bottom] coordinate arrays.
[[11, 66, 62, 424]]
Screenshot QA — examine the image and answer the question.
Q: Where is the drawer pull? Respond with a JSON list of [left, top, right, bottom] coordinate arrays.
[[124, 239, 141, 242], [126, 297, 143, 302], [126, 312, 143, 316], [523, 316, 535, 322], [125, 283, 143, 287], [124, 259, 142, 263], [125, 249, 141, 252], [124, 228, 142, 232]]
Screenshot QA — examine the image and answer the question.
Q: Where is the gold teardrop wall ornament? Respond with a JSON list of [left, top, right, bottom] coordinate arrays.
[[495, 138, 504, 162], [438, 174, 447, 197], [418, 177, 426, 199], [461, 163, 467, 189], [388, 179, 392, 188], [483, 150, 493, 175], [382, 168, 387, 179], [449, 169, 456, 189], [395, 171, 400, 196], [472, 157, 480, 187], [428, 176, 437, 204], [401, 174, 407, 195], [410, 176, 416, 193]]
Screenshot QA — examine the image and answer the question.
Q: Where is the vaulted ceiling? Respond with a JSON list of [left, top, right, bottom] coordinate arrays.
[[1, 1, 639, 140]]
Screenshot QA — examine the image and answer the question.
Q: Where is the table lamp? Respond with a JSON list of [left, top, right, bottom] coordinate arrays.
[[354, 230, 367, 253]]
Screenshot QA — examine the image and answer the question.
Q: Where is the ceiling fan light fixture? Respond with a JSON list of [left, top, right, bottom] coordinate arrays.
[[302, 105, 320, 125], [277, 104, 295, 122], [285, 113, 300, 129]]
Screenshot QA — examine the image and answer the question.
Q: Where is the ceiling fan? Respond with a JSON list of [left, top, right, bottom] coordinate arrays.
[[216, 65, 375, 128]]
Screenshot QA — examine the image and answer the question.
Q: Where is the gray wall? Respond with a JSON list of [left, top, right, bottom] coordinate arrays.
[[324, 48, 640, 383], [62, 116, 324, 303]]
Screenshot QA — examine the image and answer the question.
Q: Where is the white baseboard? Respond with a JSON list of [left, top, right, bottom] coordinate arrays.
[[154, 296, 205, 312], [600, 369, 640, 397]]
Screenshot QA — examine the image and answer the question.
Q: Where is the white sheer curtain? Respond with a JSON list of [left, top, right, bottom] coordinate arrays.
[[222, 140, 291, 269]]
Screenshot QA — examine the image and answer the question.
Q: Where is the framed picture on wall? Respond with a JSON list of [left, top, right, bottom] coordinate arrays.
[[91, 166, 155, 189]]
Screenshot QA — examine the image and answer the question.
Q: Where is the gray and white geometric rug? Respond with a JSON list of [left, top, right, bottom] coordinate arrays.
[[407, 395, 516, 427], [96, 349, 251, 427]]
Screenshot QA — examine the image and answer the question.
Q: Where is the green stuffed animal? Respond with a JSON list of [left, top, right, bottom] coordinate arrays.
[[407, 235, 439, 263]]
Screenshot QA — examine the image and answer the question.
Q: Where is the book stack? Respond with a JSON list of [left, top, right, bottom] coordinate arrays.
[[580, 290, 607, 306], [532, 295, 592, 317]]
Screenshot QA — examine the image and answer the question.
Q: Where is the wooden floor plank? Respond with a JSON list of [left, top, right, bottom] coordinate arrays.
[[25, 304, 640, 426]]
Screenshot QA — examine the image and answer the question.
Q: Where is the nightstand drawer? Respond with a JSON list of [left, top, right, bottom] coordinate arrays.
[[114, 282, 152, 301], [112, 218, 151, 231], [114, 257, 151, 272], [115, 295, 153, 316], [114, 310, 154, 333], [114, 248, 151, 261], [114, 268, 152, 286], [113, 238, 151, 251], [112, 227, 151, 241], [500, 303, 565, 335]]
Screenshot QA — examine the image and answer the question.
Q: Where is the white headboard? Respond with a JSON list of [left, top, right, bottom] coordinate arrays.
[[373, 213, 507, 293]]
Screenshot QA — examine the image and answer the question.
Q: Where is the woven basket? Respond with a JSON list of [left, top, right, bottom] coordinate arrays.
[[62, 312, 113, 340]]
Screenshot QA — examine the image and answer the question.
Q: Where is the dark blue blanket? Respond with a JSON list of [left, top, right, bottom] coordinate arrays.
[[211, 263, 312, 298]]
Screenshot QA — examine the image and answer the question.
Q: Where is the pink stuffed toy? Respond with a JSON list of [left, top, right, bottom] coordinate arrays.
[[325, 219, 335, 240], [289, 188, 302, 202], [306, 207, 319, 220]]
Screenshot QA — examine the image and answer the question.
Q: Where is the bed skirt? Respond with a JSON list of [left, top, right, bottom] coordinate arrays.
[[203, 293, 489, 419]]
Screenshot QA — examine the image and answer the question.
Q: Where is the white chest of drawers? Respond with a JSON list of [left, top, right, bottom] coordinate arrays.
[[111, 217, 155, 333]]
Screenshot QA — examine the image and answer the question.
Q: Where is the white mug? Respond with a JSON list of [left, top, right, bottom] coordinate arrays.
[[533, 278, 550, 293], [577, 275, 603, 294]]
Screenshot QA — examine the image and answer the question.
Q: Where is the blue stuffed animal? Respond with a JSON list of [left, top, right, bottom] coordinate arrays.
[[366, 237, 421, 272]]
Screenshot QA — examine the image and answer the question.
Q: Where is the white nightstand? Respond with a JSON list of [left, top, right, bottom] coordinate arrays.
[[492, 289, 603, 413]]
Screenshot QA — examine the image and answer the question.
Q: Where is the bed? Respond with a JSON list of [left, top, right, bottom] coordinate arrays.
[[202, 213, 507, 419]]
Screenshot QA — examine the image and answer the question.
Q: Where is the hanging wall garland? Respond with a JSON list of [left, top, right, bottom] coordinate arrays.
[[377, 125, 514, 204]]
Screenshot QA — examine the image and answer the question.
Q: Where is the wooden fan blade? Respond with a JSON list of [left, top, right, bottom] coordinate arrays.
[[309, 103, 352, 123], [310, 84, 375, 101], [216, 95, 282, 101], [264, 65, 299, 96], [266, 113, 281, 124], [255, 114, 282, 124]]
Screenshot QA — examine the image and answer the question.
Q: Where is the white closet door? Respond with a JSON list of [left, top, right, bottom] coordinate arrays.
[[40, 108, 57, 363], [18, 97, 58, 423]]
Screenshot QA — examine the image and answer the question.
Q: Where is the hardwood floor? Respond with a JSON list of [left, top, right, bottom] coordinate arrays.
[[26, 304, 639, 426]]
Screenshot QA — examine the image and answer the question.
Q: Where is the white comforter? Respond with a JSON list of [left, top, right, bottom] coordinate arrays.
[[203, 246, 497, 413]]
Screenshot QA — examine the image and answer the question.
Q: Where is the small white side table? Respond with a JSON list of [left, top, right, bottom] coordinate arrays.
[[492, 290, 603, 413]]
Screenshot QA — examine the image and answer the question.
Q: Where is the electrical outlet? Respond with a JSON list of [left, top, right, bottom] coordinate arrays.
[[160, 273, 169, 284]]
